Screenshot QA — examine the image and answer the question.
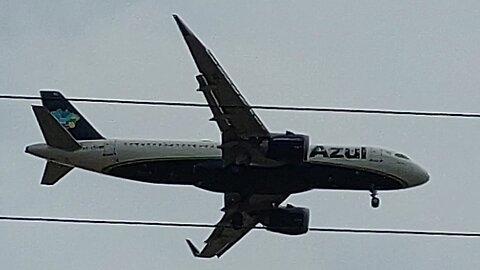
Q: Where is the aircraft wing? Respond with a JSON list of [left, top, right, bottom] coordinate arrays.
[[186, 193, 288, 258], [173, 15, 275, 166]]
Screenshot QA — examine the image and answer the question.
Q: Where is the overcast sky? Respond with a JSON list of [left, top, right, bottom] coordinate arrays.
[[1, 1, 480, 269]]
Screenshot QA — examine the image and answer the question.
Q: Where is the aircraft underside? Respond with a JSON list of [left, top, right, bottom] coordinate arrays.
[[104, 159, 406, 194]]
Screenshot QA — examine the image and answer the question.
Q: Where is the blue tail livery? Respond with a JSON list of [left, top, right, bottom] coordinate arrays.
[[40, 90, 104, 140]]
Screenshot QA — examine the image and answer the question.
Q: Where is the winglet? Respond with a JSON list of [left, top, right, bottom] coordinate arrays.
[[185, 239, 200, 257]]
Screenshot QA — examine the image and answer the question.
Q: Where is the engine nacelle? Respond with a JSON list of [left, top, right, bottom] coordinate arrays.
[[261, 205, 310, 235], [266, 132, 309, 164]]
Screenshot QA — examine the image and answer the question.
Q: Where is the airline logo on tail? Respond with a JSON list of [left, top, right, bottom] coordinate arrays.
[[50, 109, 80, 129]]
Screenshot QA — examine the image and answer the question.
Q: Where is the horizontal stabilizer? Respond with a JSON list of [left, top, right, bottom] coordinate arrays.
[[41, 161, 73, 185], [32, 105, 81, 151]]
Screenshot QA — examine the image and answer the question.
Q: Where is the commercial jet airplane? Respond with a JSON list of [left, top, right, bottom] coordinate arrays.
[[25, 15, 429, 258]]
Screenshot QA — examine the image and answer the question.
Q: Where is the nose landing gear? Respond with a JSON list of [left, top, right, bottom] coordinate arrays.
[[370, 186, 380, 208]]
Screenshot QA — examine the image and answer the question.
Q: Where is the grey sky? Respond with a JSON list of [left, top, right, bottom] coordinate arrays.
[[1, 1, 480, 269]]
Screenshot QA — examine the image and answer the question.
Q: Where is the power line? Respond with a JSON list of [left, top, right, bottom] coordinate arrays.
[[0, 215, 478, 238], [1, 94, 480, 119]]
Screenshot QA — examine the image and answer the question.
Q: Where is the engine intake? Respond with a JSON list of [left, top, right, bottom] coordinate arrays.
[[266, 132, 309, 164], [261, 205, 309, 235]]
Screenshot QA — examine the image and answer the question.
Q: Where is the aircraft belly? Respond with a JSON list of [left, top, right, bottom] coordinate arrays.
[[304, 162, 406, 190], [105, 159, 200, 185], [104, 158, 405, 192], [192, 161, 311, 194], [104, 158, 309, 193], [191, 162, 405, 193]]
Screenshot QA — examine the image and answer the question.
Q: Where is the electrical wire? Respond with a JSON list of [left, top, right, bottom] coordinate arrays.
[[1, 94, 480, 119], [0, 215, 478, 238]]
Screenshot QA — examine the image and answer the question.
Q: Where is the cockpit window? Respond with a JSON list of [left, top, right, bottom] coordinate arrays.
[[395, 153, 410, 160]]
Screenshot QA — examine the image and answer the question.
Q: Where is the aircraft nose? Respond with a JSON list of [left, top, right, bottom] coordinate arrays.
[[415, 165, 430, 186]]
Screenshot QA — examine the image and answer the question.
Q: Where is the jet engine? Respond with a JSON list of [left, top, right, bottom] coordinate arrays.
[[265, 132, 309, 165], [261, 204, 310, 235]]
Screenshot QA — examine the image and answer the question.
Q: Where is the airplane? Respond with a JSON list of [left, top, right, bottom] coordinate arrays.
[[25, 15, 429, 258]]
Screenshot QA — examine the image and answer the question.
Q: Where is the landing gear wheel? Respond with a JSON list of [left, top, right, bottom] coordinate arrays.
[[231, 212, 243, 230], [371, 197, 380, 208], [369, 185, 380, 208]]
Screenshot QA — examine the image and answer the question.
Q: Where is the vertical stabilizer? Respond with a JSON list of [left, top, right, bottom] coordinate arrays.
[[31, 105, 81, 151], [41, 161, 73, 185], [40, 90, 105, 140]]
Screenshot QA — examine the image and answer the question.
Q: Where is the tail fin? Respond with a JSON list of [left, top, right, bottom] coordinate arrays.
[[40, 90, 105, 140], [41, 161, 73, 185], [32, 105, 81, 151]]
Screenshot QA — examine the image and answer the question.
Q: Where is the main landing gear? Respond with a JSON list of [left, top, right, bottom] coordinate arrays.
[[370, 186, 380, 208]]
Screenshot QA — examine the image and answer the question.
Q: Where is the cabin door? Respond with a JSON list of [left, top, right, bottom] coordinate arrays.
[[368, 148, 383, 162], [103, 140, 116, 156]]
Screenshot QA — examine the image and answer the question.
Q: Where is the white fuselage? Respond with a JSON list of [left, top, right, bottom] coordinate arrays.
[[26, 139, 429, 192]]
